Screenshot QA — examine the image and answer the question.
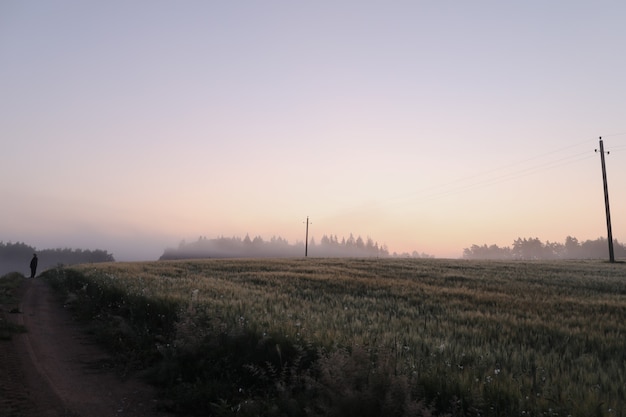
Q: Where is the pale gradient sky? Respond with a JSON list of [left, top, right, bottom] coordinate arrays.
[[2, 1, 625, 260]]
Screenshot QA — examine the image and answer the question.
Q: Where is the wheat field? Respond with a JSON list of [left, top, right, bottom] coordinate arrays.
[[48, 258, 626, 416]]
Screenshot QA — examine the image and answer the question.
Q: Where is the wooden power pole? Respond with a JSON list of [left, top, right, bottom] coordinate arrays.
[[304, 216, 311, 257], [596, 137, 615, 262]]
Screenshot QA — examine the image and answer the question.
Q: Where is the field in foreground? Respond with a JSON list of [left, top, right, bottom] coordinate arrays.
[[43, 258, 626, 417]]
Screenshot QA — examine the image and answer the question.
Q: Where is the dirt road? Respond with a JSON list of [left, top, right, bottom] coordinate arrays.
[[1, 278, 171, 417]]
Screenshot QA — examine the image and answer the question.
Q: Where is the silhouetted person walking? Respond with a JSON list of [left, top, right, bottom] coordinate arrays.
[[30, 253, 38, 278]]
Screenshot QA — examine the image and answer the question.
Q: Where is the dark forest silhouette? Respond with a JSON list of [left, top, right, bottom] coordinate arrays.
[[463, 236, 626, 260], [160, 234, 432, 260], [0, 241, 115, 276]]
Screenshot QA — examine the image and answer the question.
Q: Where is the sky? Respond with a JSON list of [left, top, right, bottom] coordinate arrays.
[[2, 1, 626, 261]]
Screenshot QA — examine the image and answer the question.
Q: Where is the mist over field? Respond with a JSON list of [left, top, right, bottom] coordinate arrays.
[[2, 231, 622, 278]]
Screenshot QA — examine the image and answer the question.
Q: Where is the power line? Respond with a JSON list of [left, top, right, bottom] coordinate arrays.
[[403, 151, 595, 205], [315, 134, 622, 224], [381, 139, 597, 208], [602, 131, 626, 138]]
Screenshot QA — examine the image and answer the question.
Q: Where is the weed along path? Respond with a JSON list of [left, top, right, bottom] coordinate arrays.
[[3, 278, 171, 417]]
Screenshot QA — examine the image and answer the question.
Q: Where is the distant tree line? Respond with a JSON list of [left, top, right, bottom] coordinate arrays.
[[463, 236, 626, 260], [160, 234, 432, 260], [0, 241, 115, 276]]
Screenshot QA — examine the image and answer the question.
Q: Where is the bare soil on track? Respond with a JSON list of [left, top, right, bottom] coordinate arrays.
[[0, 278, 172, 417]]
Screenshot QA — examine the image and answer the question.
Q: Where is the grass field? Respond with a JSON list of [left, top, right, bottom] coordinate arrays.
[[43, 258, 626, 417]]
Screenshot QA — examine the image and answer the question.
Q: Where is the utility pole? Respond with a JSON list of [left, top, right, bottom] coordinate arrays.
[[304, 216, 311, 257], [595, 137, 615, 262]]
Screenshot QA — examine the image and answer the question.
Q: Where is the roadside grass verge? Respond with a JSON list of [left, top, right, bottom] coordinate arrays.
[[0, 272, 27, 340], [42, 259, 626, 417]]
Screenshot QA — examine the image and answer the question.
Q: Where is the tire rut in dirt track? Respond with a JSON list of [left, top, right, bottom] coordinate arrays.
[[0, 335, 61, 417], [2, 278, 171, 417]]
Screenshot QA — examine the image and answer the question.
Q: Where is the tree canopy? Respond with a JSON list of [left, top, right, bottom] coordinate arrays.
[[463, 236, 626, 260], [160, 234, 404, 260]]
